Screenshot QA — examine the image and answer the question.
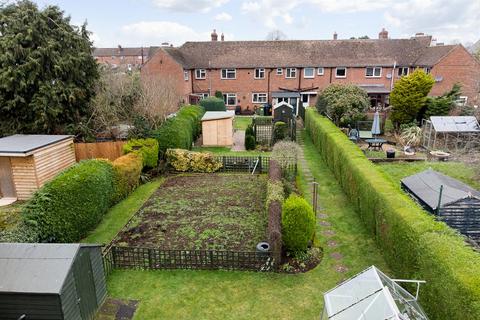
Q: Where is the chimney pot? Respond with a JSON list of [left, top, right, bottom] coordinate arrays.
[[378, 28, 388, 39], [333, 31, 338, 40], [221, 33, 224, 41], [211, 29, 218, 41]]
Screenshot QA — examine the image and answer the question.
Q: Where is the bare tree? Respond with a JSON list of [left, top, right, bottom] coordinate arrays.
[[134, 75, 182, 130], [266, 30, 287, 41]]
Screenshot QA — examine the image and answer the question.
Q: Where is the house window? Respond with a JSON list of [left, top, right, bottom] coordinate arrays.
[[120, 56, 125, 60], [335, 67, 347, 78], [254, 68, 265, 79], [221, 68, 236, 79], [365, 67, 382, 77], [111, 56, 115, 60], [138, 56, 142, 60], [184, 70, 189, 81], [424, 67, 432, 74], [223, 93, 237, 106], [286, 68, 297, 78], [317, 67, 324, 75], [276, 68, 283, 75], [304, 68, 315, 78], [397, 67, 409, 77], [195, 69, 206, 79], [456, 96, 468, 107], [200, 93, 209, 99], [252, 93, 268, 103]]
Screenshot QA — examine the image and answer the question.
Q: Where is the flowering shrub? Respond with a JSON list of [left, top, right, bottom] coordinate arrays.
[[166, 149, 223, 172]]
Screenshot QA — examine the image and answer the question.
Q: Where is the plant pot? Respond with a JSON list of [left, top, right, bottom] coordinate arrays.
[[386, 149, 395, 159]]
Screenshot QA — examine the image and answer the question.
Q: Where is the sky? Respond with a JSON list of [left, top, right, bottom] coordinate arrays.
[[30, 0, 480, 48]]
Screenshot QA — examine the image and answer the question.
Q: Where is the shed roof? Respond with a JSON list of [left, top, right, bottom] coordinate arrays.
[[0, 243, 100, 294], [358, 85, 391, 94], [0, 134, 72, 156], [401, 169, 480, 211], [430, 116, 480, 133], [201, 111, 235, 121]]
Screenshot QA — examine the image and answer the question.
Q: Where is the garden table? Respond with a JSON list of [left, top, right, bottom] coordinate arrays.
[[365, 138, 386, 151]]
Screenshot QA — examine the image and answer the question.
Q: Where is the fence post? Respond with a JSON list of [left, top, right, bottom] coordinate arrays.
[[258, 156, 262, 173], [222, 156, 226, 172]]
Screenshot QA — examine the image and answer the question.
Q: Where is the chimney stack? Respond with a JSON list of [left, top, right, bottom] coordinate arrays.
[[333, 31, 338, 40], [221, 33, 224, 41], [211, 29, 218, 41], [378, 28, 388, 39]]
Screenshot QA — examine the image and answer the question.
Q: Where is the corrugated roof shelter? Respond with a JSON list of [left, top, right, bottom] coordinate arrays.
[[401, 169, 480, 243], [0, 135, 76, 201], [0, 243, 106, 320], [201, 111, 235, 146]]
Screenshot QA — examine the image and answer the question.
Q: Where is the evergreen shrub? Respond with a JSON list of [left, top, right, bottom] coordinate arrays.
[[281, 194, 316, 252]]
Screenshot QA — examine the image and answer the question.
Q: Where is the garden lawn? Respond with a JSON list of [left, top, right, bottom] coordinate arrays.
[[0, 202, 23, 231], [104, 131, 389, 319], [234, 116, 253, 130], [378, 161, 480, 190], [113, 174, 267, 251], [83, 178, 164, 244]]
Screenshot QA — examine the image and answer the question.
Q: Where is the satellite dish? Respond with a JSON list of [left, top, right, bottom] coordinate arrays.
[[386, 73, 392, 79]]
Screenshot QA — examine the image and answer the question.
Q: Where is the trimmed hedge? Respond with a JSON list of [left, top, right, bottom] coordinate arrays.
[[123, 138, 159, 168], [200, 96, 226, 111], [151, 105, 204, 157], [22, 160, 115, 242], [281, 194, 315, 252], [305, 108, 480, 319], [112, 153, 143, 203], [166, 149, 223, 172]]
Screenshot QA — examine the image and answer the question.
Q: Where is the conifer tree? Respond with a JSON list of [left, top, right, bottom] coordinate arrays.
[[0, 1, 99, 136]]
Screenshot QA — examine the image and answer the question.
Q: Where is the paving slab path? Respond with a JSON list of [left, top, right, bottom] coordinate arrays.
[[231, 130, 246, 151]]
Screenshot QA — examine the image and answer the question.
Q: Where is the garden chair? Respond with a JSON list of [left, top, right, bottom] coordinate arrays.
[[348, 128, 359, 142]]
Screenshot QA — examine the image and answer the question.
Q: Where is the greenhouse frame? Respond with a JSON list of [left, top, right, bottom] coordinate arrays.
[[422, 116, 480, 152]]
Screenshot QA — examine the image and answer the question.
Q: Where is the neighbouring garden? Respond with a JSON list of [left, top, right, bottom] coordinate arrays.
[[113, 174, 268, 251]]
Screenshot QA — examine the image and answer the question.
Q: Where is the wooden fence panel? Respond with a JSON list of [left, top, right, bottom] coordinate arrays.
[[74, 141, 126, 162]]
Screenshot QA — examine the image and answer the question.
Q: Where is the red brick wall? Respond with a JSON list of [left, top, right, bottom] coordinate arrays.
[[430, 46, 480, 106], [141, 49, 191, 103]]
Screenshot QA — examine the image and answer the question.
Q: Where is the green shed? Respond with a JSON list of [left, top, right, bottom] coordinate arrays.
[[0, 243, 106, 320]]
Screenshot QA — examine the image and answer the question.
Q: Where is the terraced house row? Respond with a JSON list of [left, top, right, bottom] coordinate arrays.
[[140, 28, 480, 114]]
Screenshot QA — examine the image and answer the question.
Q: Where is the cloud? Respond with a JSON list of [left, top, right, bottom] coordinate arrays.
[[121, 21, 207, 46], [151, 0, 229, 13], [215, 12, 233, 21], [241, 0, 480, 43]]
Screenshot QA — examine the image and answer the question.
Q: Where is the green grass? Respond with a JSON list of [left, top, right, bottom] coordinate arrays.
[[378, 161, 480, 190], [234, 116, 253, 130], [82, 178, 164, 244], [105, 130, 388, 319], [0, 202, 23, 231], [192, 146, 271, 156]]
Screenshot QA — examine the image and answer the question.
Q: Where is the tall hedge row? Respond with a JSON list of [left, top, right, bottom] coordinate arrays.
[[23, 160, 115, 242], [305, 108, 480, 319], [151, 105, 204, 157]]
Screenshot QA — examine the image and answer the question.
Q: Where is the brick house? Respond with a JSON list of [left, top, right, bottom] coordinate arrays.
[[141, 29, 480, 114], [93, 45, 158, 71]]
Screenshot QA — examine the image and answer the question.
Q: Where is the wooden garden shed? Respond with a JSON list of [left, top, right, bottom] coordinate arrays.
[[201, 111, 235, 146], [0, 243, 106, 320], [0, 134, 76, 201], [401, 169, 480, 244]]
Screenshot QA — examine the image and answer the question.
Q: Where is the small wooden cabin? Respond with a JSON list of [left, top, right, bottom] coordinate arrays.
[[201, 111, 235, 146], [0, 243, 106, 320], [401, 169, 480, 244], [0, 135, 75, 201]]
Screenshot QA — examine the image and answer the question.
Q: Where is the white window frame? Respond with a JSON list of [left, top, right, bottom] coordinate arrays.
[[397, 67, 409, 77], [365, 67, 382, 78], [223, 93, 237, 106], [317, 67, 324, 75], [304, 68, 315, 79], [252, 93, 268, 104], [286, 68, 297, 78], [200, 93, 209, 99], [221, 68, 236, 79], [456, 96, 468, 107], [276, 68, 283, 75], [195, 69, 206, 79], [335, 67, 347, 78], [184, 70, 189, 81], [254, 68, 265, 79], [423, 67, 432, 74]]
